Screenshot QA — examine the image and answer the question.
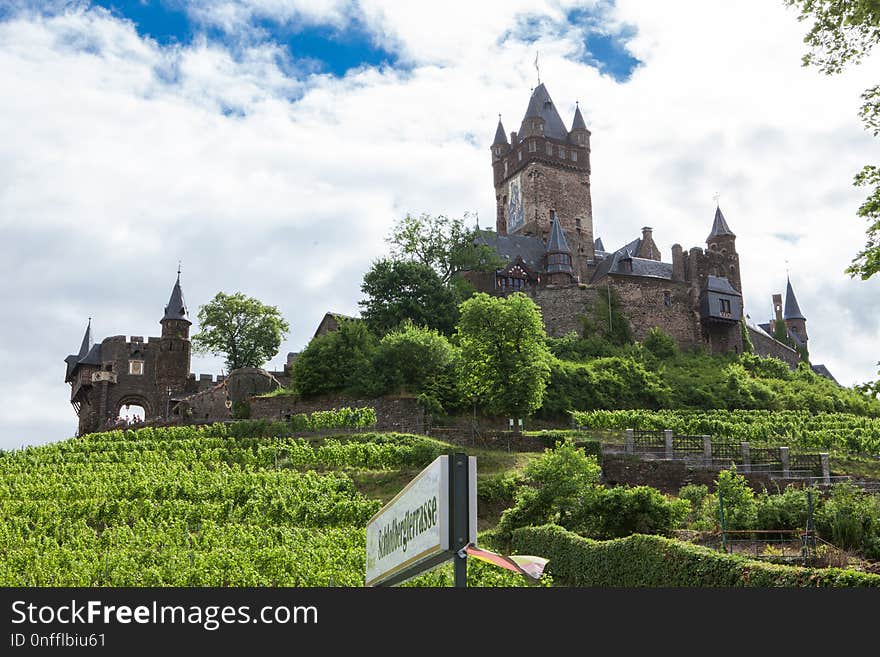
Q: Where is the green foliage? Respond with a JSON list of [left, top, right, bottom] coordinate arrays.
[[741, 320, 754, 353], [739, 353, 792, 380], [386, 212, 502, 284], [678, 484, 709, 510], [576, 485, 690, 539], [784, 0, 880, 279], [497, 442, 601, 539], [755, 486, 810, 531], [643, 327, 677, 359], [815, 482, 880, 556], [360, 259, 460, 336], [712, 468, 757, 530], [545, 332, 620, 361], [510, 525, 880, 587], [478, 472, 523, 508], [540, 357, 670, 416], [371, 322, 456, 395], [572, 408, 880, 453], [722, 363, 778, 410], [191, 292, 289, 371], [457, 293, 553, 419], [291, 319, 377, 396]]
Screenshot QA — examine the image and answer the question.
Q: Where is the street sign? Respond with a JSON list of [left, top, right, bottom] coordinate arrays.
[[366, 454, 476, 587]]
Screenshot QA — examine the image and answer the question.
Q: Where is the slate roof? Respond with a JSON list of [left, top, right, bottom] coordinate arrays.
[[705, 275, 741, 296], [594, 237, 605, 252], [476, 231, 546, 271], [518, 83, 569, 142], [493, 119, 508, 145], [591, 235, 673, 282], [65, 319, 94, 382], [707, 205, 735, 241], [77, 343, 103, 367], [811, 364, 838, 385], [784, 277, 806, 320], [546, 219, 571, 254], [571, 104, 587, 132], [163, 273, 190, 324]]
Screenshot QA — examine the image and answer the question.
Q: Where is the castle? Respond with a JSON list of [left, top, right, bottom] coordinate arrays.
[[469, 82, 829, 374], [64, 82, 835, 435]]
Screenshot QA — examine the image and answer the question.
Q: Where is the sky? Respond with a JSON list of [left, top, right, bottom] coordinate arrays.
[[1, 0, 879, 450]]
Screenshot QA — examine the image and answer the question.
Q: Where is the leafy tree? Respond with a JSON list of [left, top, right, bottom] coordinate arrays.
[[371, 322, 456, 394], [359, 259, 459, 336], [586, 285, 633, 345], [386, 213, 502, 283], [740, 319, 755, 353], [291, 319, 376, 396], [785, 0, 880, 278], [456, 292, 553, 421], [192, 292, 289, 371]]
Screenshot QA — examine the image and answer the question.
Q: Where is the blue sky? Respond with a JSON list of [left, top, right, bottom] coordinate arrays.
[[1, 1, 879, 449]]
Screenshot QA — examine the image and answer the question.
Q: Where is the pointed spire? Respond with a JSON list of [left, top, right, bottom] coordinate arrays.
[[571, 102, 587, 132], [162, 269, 191, 324], [546, 215, 572, 254], [493, 116, 508, 145], [77, 318, 92, 358], [707, 204, 735, 241], [784, 276, 806, 320]]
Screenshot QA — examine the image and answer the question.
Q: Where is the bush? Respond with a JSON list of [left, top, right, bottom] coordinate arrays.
[[371, 323, 456, 395], [815, 482, 880, 556], [577, 485, 690, 539], [291, 319, 377, 396], [497, 442, 601, 540], [739, 353, 792, 381], [643, 327, 677, 359], [509, 525, 880, 587], [709, 468, 758, 531], [231, 400, 251, 420], [755, 486, 810, 531]]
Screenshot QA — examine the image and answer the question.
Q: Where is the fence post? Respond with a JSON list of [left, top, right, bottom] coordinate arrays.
[[779, 446, 790, 478], [702, 435, 712, 466], [740, 442, 750, 472], [664, 429, 673, 460], [820, 453, 830, 485], [625, 429, 634, 455]]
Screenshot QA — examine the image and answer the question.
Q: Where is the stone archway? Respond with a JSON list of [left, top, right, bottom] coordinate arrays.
[[115, 395, 153, 426]]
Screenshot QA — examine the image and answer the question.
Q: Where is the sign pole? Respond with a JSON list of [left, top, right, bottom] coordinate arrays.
[[451, 452, 469, 588]]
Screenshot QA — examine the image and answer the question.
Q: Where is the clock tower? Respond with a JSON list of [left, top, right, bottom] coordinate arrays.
[[491, 83, 595, 276]]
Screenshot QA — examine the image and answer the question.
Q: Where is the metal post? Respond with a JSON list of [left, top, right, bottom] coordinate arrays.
[[450, 452, 469, 588], [718, 490, 728, 553]]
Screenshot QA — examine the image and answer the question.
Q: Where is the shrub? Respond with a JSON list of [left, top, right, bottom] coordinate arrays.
[[371, 322, 455, 395], [231, 400, 251, 420], [755, 486, 810, 531], [739, 353, 792, 380], [643, 327, 677, 359], [509, 525, 880, 587], [291, 319, 377, 396], [577, 485, 690, 539], [815, 482, 880, 555]]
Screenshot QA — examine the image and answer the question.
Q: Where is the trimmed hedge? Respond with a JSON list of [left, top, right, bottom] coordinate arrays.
[[511, 525, 880, 587]]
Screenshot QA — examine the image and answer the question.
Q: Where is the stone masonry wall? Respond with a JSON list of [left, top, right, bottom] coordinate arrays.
[[609, 276, 700, 348], [748, 326, 800, 368], [249, 394, 425, 435], [531, 285, 598, 337]]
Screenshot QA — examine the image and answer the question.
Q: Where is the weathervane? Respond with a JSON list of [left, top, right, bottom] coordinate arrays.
[[712, 191, 720, 205], [534, 51, 540, 85]]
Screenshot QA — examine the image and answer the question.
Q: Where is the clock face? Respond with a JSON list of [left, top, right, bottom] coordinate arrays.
[[507, 175, 524, 232]]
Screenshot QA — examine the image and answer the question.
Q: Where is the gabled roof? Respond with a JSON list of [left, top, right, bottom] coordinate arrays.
[[493, 118, 508, 145], [784, 277, 806, 320], [162, 273, 190, 324], [594, 237, 605, 253], [518, 83, 569, 142], [546, 219, 571, 254], [811, 364, 838, 385], [705, 275, 741, 296], [707, 205, 735, 241], [571, 103, 587, 132], [65, 319, 94, 382], [77, 342, 103, 367]]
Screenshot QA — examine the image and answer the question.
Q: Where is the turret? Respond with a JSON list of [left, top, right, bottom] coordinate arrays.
[[491, 117, 508, 162], [783, 276, 808, 348], [161, 269, 191, 340], [568, 102, 591, 149], [157, 269, 192, 391], [706, 204, 740, 291], [545, 211, 573, 284]]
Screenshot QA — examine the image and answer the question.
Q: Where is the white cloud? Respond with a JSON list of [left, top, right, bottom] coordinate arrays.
[[0, 1, 878, 449]]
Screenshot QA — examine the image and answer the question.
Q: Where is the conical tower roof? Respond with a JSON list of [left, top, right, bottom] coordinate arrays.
[[162, 271, 190, 324], [784, 276, 806, 320], [77, 318, 92, 358], [493, 118, 508, 145], [707, 205, 736, 241], [518, 83, 568, 141], [546, 217, 572, 254], [571, 103, 587, 132]]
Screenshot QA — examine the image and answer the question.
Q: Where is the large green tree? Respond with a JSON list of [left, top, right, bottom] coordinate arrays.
[[359, 259, 459, 336], [291, 318, 376, 396], [786, 0, 880, 279], [371, 322, 456, 394], [386, 213, 502, 284], [192, 292, 289, 371], [456, 292, 553, 421]]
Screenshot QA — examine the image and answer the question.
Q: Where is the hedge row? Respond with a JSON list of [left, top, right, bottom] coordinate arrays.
[[510, 525, 880, 587]]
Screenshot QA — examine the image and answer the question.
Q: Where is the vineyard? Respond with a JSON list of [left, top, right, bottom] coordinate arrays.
[[0, 411, 533, 587], [571, 410, 880, 455]]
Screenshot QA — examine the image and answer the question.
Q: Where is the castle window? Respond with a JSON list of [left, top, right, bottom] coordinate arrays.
[[129, 360, 144, 376], [495, 147, 502, 156], [559, 147, 566, 159], [663, 291, 671, 307], [518, 150, 523, 161], [571, 151, 578, 162], [503, 161, 508, 177], [709, 243, 717, 251], [720, 248, 727, 255], [546, 142, 553, 155], [720, 299, 732, 315], [578, 134, 585, 144], [529, 140, 537, 153]]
